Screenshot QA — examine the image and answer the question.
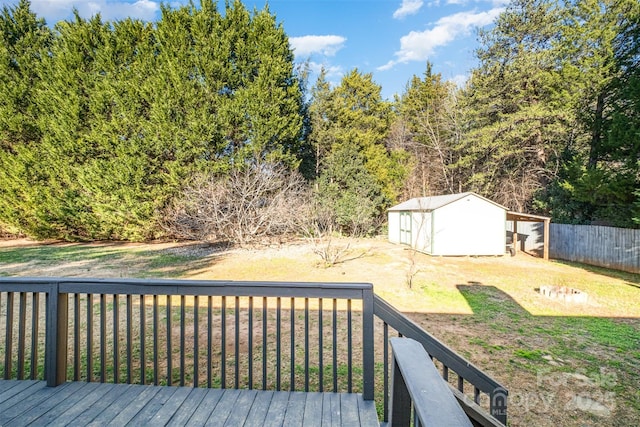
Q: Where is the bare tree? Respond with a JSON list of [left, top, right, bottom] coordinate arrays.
[[163, 163, 311, 246]]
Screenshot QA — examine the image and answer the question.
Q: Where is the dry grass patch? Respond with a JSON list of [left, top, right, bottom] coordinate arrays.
[[1, 237, 639, 426]]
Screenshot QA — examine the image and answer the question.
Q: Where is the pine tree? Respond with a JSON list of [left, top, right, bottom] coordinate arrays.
[[396, 63, 462, 197], [460, 0, 574, 211]]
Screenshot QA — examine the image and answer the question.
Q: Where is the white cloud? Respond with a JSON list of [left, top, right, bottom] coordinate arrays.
[[378, 7, 504, 71], [449, 74, 469, 87], [289, 35, 347, 57], [30, 0, 160, 23], [308, 61, 343, 79], [393, 0, 424, 19]]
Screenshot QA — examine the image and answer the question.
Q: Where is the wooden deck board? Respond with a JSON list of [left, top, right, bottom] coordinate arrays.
[[302, 392, 323, 427], [242, 390, 274, 426], [166, 387, 209, 426], [127, 386, 180, 425], [206, 388, 241, 425], [0, 380, 379, 426], [6, 382, 97, 426], [185, 388, 225, 426]]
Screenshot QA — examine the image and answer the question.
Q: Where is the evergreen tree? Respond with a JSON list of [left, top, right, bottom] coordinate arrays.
[[315, 144, 384, 236], [460, 0, 570, 211], [308, 69, 406, 233], [542, 0, 640, 226], [396, 63, 462, 197], [0, 0, 308, 240], [0, 0, 51, 235]]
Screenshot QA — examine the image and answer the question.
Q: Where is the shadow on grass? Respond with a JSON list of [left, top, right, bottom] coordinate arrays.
[[0, 241, 224, 278]]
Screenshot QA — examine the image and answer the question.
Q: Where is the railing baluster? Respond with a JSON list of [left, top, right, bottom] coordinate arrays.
[[30, 292, 40, 380], [289, 297, 294, 391], [304, 297, 309, 392], [276, 297, 281, 391], [180, 294, 185, 387], [140, 294, 145, 385], [474, 386, 480, 404], [87, 294, 93, 382], [221, 295, 226, 389], [113, 294, 119, 384], [153, 294, 158, 385], [100, 294, 106, 383], [332, 298, 337, 392], [347, 298, 352, 393], [0, 292, 3, 378], [17, 292, 26, 380], [262, 297, 267, 390], [126, 294, 132, 384], [73, 293, 80, 381], [249, 296, 253, 390], [458, 376, 464, 392], [383, 321, 389, 422], [194, 295, 199, 387], [4, 292, 13, 380], [207, 295, 212, 388], [167, 295, 172, 386], [318, 298, 323, 392], [443, 365, 449, 381], [234, 296, 239, 389]]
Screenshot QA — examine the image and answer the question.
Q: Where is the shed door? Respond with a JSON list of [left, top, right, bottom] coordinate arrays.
[[400, 212, 411, 245]]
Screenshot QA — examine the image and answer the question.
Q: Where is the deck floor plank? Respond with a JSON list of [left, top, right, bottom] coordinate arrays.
[[0, 380, 44, 407], [0, 381, 53, 424], [150, 385, 194, 425], [302, 392, 323, 427], [87, 384, 158, 426], [262, 390, 291, 427], [6, 382, 97, 426], [324, 391, 342, 427], [106, 383, 162, 426], [72, 383, 133, 425], [166, 387, 209, 426], [224, 389, 258, 426], [242, 390, 274, 426], [283, 391, 307, 426], [341, 392, 361, 426], [185, 388, 225, 426], [126, 386, 180, 425], [205, 388, 241, 426], [45, 382, 122, 426], [0, 380, 379, 426]]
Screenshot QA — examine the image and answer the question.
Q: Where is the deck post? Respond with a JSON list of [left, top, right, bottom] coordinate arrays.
[[362, 286, 375, 401], [45, 282, 68, 387]]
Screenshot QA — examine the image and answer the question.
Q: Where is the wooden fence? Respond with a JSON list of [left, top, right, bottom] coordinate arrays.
[[507, 222, 639, 274], [549, 224, 640, 273]]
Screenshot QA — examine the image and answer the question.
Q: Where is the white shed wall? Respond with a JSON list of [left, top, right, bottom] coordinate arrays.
[[432, 196, 506, 256], [388, 211, 400, 244], [411, 211, 432, 253]]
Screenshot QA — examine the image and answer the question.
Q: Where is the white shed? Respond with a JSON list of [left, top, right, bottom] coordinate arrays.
[[388, 192, 507, 256]]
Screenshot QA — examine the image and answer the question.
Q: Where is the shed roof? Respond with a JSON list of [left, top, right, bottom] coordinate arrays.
[[388, 192, 507, 212]]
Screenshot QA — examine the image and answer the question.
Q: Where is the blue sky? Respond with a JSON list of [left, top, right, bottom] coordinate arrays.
[[2, 0, 507, 99]]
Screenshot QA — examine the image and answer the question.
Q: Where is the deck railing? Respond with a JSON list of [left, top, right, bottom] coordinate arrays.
[[0, 277, 506, 426], [389, 337, 472, 427], [373, 295, 507, 426]]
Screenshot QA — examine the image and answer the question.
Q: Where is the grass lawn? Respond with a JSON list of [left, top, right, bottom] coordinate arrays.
[[1, 237, 638, 426]]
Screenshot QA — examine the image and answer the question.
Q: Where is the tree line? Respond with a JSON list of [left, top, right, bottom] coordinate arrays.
[[0, 0, 638, 243]]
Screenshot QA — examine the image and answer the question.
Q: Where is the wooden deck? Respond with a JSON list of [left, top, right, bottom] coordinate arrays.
[[0, 380, 379, 426]]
